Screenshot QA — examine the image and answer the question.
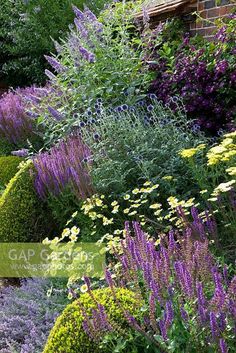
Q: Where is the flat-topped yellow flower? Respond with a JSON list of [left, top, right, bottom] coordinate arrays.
[[179, 148, 198, 158], [111, 205, 119, 214], [226, 166, 236, 176], [149, 203, 162, 209], [212, 180, 236, 195], [103, 217, 114, 225]]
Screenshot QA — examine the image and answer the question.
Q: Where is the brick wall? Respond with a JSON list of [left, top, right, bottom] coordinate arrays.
[[190, 0, 235, 39]]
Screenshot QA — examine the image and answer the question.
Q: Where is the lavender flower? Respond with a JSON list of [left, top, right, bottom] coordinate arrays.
[[44, 55, 65, 73]]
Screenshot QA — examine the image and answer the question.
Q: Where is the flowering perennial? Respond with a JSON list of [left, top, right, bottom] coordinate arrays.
[[81, 222, 235, 352], [33, 134, 93, 199]]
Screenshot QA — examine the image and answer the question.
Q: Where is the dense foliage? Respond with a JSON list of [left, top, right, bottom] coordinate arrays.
[[77, 223, 236, 353], [0, 0, 108, 86], [0, 161, 55, 242], [0, 3, 235, 353], [43, 287, 140, 353], [0, 156, 22, 186], [147, 16, 236, 133]]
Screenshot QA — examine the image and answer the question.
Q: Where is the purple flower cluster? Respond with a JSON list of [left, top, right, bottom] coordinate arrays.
[[33, 133, 94, 199], [148, 17, 236, 134], [0, 278, 68, 353], [66, 6, 103, 65], [82, 222, 236, 352], [0, 91, 33, 144]]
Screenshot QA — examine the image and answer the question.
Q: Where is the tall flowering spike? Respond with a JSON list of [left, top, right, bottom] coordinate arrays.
[[0, 90, 34, 144], [44, 55, 65, 73], [84, 6, 97, 21], [33, 133, 93, 200], [48, 106, 64, 121], [105, 269, 113, 288], [209, 312, 219, 339], [45, 69, 56, 80], [79, 46, 95, 63], [168, 230, 175, 253], [72, 5, 85, 20], [219, 338, 228, 353], [74, 18, 88, 38]]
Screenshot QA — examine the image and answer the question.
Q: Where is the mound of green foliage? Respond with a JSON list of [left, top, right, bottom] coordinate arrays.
[[0, 156, 22, 186], [43, 287, 140, 353], [0, 160, 55, 242]]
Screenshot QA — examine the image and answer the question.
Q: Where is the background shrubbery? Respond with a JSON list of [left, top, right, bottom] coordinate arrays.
[[0, 0, 108, 87]]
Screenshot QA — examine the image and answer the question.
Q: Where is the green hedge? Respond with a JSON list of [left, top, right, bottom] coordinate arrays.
[[43, 287, 140, 353], [0, 139, 14, 156], [0, 156, 22, 186], [0, 160, 55, 242]]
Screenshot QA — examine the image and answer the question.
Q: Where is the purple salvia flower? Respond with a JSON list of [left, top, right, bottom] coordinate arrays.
[[159, 319, 167, 341], [105, 269, 114, 288], [168, 230, 175, 253], [165, 300, 174, 326], [219, 338, 228, 353], [180, 306, 188, 321], [209, 312, 218, 339]]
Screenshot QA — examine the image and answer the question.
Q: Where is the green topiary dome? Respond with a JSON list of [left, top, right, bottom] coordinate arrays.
[[43, 287, 140, 353], [0, 160, 55, 242], [0, 155, 23, 186]]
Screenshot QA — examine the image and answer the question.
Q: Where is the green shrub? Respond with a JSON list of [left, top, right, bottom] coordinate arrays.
[[0, 156, 22, 186], [0, 0, 108, 86], [0, 139, 14, 156], [0, 160, 55, 242], [43, 287, 140, 353]]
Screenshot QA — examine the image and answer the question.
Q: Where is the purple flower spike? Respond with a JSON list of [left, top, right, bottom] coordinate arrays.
[[72, 5, 85, 20], [219, 338, 228, 353]]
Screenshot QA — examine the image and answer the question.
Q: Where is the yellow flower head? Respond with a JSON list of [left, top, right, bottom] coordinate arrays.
[[80, 284, 88, 293], [71, 226, 80, 236], [212, 180, 236, 195], [103, 217, 114, 225], [123, 208, 130, 214], [128, 210, 137, 216], [143, 181, 152, 186], [226, 166, 236, 176], [111, 205, 120, 214], [179, 148, 198, 158], [162, 175, 173, 181], [132, 188, 140, 194], [149, 203, 162, 210], [111, 201, 118, 206], [123, 194, 130, 200]]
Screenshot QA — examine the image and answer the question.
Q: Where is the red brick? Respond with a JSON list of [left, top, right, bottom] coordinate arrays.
[[219, 6, 228, 15], [208, 8, 220, 17], [199, 10, 207, 18], [198, 2, 204, 11]]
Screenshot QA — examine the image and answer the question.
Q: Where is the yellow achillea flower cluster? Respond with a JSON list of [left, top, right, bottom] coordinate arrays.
[[207, 133, 236, 166], [179, 144, 206, 159], [210, 180, 236, 199]]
